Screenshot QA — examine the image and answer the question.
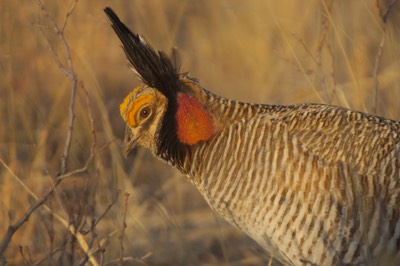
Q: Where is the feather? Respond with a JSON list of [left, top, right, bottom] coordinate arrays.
[[104, 7, 181, 100]]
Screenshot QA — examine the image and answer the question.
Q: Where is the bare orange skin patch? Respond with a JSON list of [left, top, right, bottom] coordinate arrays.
[[120, 88, 154, 127], [176, 93, 215, 145]]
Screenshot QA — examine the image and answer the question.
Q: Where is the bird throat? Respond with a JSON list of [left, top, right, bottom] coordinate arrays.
[[176, 93, 215, 145]]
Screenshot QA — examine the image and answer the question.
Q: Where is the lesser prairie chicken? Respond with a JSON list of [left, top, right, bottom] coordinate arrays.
[[104, 7, 400, 265]]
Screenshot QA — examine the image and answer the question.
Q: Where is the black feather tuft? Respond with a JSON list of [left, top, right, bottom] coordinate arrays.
[[104, 7, 182, 99]]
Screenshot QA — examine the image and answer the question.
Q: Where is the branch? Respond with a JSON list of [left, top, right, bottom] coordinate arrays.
[[31, 242, 66, 265], [37, 0, 79, 174], [372, 33, 385, 114], [0, 1, 114, 265], [0, 158, 62, 255], [0, 159, 99, 265], [375, 0, 398, 23], [372, 0, 397, 113], [91, 191, 119, 231], [78, 192, 119, 265], [104, 252, 152, 266], [1, 5, 99, 262], [119, 193, 130, 266], [19, 246, 33, 265], [316, 0, 337, 104], [57, 81, 98, 181], [61, 0, 79, 32]]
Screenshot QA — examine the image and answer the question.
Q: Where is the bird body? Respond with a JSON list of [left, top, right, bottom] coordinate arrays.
[[105, 8, 400, 265]]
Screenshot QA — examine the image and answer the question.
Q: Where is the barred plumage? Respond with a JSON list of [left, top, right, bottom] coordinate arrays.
[[105, 7, 400, 265], [190, 100, 400, 265]]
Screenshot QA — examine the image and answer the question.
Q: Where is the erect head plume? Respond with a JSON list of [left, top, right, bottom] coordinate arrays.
[[105, 7, 191, 168], [105, 8, 220, 170], [104, 7, 182, 100]]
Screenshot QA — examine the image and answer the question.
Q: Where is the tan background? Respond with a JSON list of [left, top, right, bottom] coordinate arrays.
[[1, 0, 399, 265]]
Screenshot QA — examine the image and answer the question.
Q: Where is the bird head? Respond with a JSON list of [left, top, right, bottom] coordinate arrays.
[[105, 7, 218, 166], [119, 85, 167, 156]]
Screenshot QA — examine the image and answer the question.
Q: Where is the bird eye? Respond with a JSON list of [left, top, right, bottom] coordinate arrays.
[[139, 106, 151, 119]]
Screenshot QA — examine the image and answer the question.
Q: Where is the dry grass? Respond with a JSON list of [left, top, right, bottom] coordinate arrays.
[[0, 0, 399, 265]]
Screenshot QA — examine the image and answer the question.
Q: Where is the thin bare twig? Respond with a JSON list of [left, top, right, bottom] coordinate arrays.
[[19, 246, 33, 266], [1, 3, 98, 262], [92, 191, 119, 230], [82, 82, 96, 158], [39, 210, 55, 264], [61, 0, 79, 32], [0, 159, 62, 256], [56, 81, 104, 181], [322, 0, 360, 93], [375, 0, 383, 16], [290, 32, 334, 103], [38, 0, 79, 174], [57, 141, 112, 181], [79, 192, 119, 266], [326, 42, 337, 104], [36, 25, 70, 77], [0, 158, 98, 266], [104, 252, 152, 266], [316, 0, 337, 104], [372, 33, 386, 114], [119, 193, 130, 266], [58, 228, 70, 265], [32, 244, 64, 266], [372, 0, 397, 114], [69, 228, 77, 265], [382, 0, 398, 22], [268, 5, 323, 103], [78, 218, 98, 266], [375, 0, 398, 23], [0, 1, 107, 265]]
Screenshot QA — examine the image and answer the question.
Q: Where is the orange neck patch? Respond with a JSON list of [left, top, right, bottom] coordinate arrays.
[[176, 93, 215, 145]]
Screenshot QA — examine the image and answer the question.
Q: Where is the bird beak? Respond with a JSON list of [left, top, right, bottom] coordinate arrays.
[[123, 126, 138, 157]]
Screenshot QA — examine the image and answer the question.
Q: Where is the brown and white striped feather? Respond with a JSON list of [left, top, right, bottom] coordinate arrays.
[[184, 95, 400, 265]]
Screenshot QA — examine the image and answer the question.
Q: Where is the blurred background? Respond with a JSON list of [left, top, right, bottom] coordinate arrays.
[[1, 0, 399, 265]]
